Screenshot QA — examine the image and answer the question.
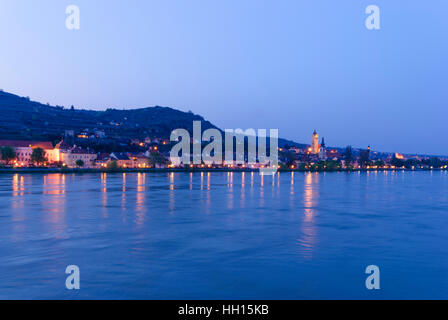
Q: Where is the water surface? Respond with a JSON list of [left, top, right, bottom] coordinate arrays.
[[0, 171, 447, 299]]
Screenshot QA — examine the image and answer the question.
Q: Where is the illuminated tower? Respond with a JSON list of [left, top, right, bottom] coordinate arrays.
[[311, 130, 320, 154]]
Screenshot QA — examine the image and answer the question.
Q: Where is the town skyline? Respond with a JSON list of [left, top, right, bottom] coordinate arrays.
[[0, 89, 446, 159], [1, 88, 447, 171]]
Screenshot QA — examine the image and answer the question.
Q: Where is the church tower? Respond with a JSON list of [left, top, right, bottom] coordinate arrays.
[[311, 130, 320, 154], [319, 137, 327, 160]]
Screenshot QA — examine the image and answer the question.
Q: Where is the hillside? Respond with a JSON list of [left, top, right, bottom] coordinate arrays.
[[0, 90, 306, 148], [0, 90, 217, 142]]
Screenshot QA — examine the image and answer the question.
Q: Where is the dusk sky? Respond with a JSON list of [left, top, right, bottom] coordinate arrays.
[[0, 0, 447, 155]]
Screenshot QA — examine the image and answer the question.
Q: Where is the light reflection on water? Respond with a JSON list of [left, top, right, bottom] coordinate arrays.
[[298, 172, 318, 259], [1, 171, 448, 299], [135, 173, 146, 227], [42, 174, 67, 239]]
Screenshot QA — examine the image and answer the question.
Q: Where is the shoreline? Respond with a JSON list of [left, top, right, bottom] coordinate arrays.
[[0, 167, 446, 174]]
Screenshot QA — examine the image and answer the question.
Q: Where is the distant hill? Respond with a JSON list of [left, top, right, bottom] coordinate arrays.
[[0, 90, 217, 142], [0, 90, 306, 148]]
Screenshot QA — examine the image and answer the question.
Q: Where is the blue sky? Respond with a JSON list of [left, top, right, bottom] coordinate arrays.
[[0, 0, 447, 154]]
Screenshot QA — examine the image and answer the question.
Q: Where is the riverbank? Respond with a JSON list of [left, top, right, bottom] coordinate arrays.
[[0, 167, 446, 174]]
